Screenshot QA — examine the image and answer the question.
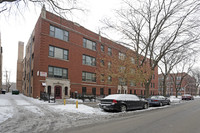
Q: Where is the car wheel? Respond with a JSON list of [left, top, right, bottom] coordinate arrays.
[[159, 102, 163, 106], [143, 103, 148, 109], [120, 105, 127, 112], [167, 101, 171, 105]]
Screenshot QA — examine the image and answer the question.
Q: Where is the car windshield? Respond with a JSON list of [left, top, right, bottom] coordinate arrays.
[[150, 96, 158, 99]]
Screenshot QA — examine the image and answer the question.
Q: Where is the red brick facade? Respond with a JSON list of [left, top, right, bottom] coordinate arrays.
[[21, 8, 158, 99], [158, 73, 196, 96]]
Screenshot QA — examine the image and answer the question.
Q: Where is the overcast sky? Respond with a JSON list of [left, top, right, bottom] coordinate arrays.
[[0, 0, 122, 83]]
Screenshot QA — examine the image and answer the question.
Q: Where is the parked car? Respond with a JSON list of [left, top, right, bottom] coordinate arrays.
[[146, 96, 171, 106], [99, 94, 148, 112], [182, 94, 194, 100]]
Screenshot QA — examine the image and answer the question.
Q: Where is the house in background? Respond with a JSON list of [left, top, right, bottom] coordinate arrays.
[[17, 7, 158, 99], [158, 73, 197, 96]]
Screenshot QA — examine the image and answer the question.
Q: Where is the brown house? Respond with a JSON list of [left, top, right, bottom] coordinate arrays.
[[20, 7, 158, 99]]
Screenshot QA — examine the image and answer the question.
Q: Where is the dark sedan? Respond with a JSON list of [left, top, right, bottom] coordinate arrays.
[[99, 94, 148, 112], [146, 96, 170, 106]]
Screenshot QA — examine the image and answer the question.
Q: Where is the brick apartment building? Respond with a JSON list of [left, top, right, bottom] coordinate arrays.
[[158, 73, 197, 96], [19, 7, 158, 99]]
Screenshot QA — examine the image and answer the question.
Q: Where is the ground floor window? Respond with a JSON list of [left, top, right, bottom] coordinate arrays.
[[108, 88, 111, 95], [92, 88, 96, 95], [134, 90, 136, 95], [100, 88, 104, 95], [82, 87, 86, 95]]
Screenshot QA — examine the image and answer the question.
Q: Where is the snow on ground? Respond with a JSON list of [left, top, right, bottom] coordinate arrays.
[[0, 93, 190, 133], [0, 106, 14, 124], [194, 96, 200, 99], [66, 98, 83, 103], [49, 104, 107, 115]]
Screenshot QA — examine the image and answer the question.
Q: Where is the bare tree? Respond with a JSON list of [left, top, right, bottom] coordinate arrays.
[[4, 70, 11, 92], [96, 50, 149, 95], [191, 67, 200, 95], [159, 46, 198, 96], [0, 0, 83, 16], [102, 0, 200, 97], [171, 58, 194, 97]]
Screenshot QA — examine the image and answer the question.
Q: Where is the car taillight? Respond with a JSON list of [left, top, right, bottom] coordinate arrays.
[[112, 99, 117, 104], [153, 100, 158, 102]]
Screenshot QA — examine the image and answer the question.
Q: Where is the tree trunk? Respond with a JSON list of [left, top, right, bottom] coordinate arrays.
[[162, 76, 167, 96], [145, 82, 150, 98]]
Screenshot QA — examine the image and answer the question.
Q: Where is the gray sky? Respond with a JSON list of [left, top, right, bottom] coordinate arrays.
[[0, 0, 122, 83]]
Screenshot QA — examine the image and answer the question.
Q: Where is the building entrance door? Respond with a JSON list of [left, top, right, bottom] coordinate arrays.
[[55, 86, 62, 99]]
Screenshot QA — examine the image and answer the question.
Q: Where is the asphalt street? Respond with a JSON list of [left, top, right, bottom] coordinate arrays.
[[64, 100, 200, 133]]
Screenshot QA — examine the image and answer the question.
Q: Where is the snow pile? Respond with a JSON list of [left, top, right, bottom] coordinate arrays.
[[0, 107, 14, 123], [24, 106, 45, 116], [0, 94, 14, 123], [169, 96, 181, 103], [66, 98, 83, 103], [194, 96, 200, 99], [49, 104, 107, 115]]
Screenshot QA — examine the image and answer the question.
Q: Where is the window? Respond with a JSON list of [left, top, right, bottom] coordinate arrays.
[[153, 83, 155, 88], [48, 66, 68, 79], [49, 46, 69, 60], [108, 76, 112, 82], [92, 88, 96, 95], [83, 38, 96, 51], [134, 90, 137, 95], [50, 25, 69, 42], [152, 74, 155, 79], [119, 52, 125, 60], [101, 74, 104, 82], [131, 69, 135, 74], [108, 47, 112, 56], [63, 50, 68, 60], [82, 55, 96, 66], [101, 60, 104, 66], [131, 57, 135, 64], [101, 45, 104, 52], [82, 87, 87, 95], [49, 46, 54, 57], [108, 88, 111, 95], [100, 88, 104, 95], [82, 71, 96, 82], [119, 78, 126, 86], [130, 81, 136, 86], [130, 90, 132, 94], [108, 62, 111, 69], [119, 66, 125, 73], [177, 76, 181, 80], [65, 87, 68, 95]]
